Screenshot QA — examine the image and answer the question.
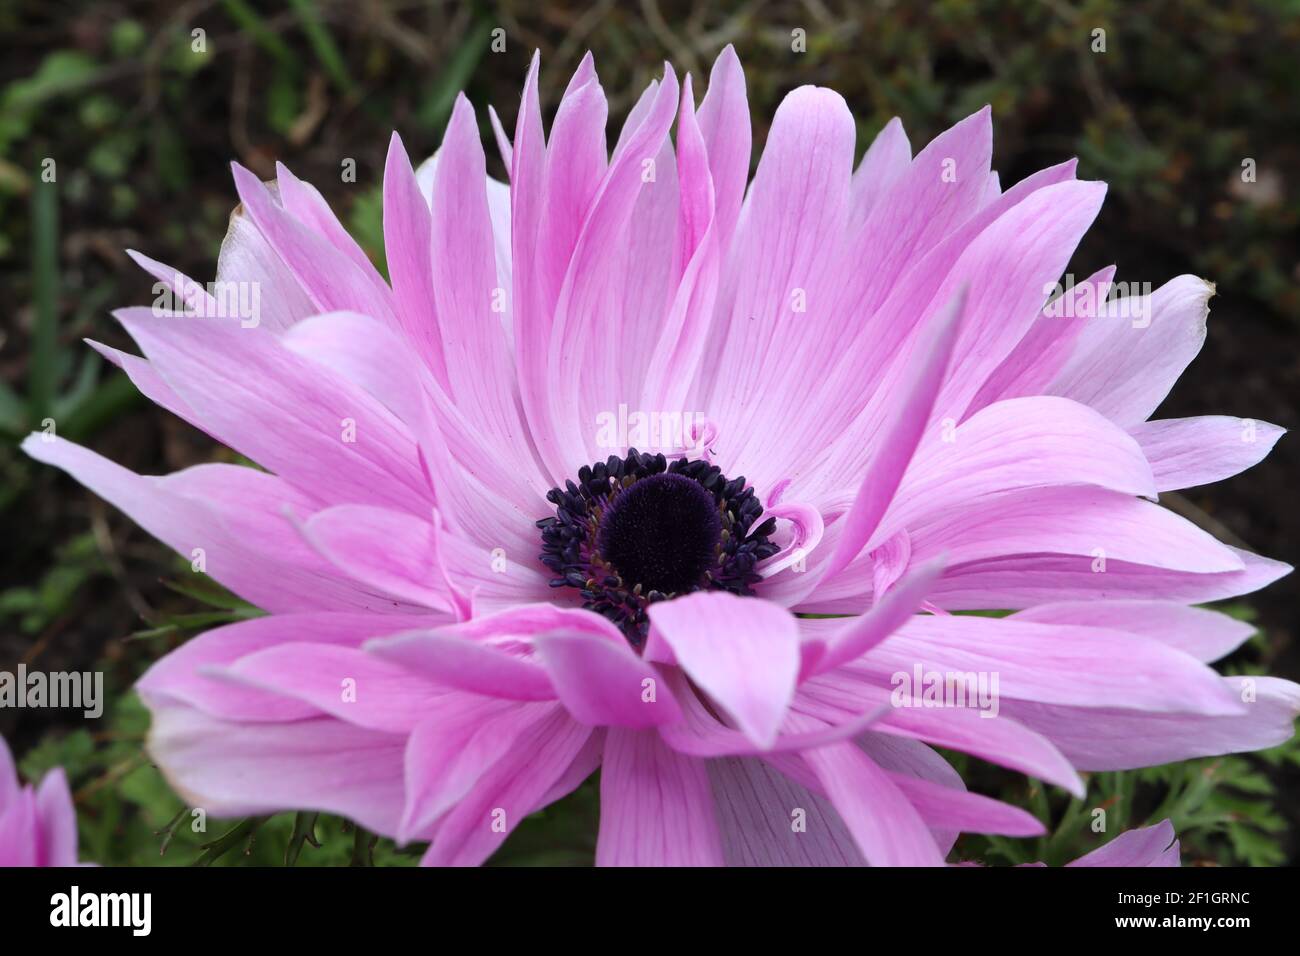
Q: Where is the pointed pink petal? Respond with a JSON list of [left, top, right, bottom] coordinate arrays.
[[217, 642, 442, 734], [536, 62, 608, 310], [487, 104, 512, 169], [820, 291, 965, 580], [926, 547, 1290, 609], [701, 85, 856, 482], [904, 486, 1244, 575], [890, 773, 1044, 838], [85, 340, 203, 439], [648, 593, 800, 747], [33, 770, 79, 866], [126, 249, 218, 315], [933, 179, 1107, 419], [365, 628, 555, 701], [809, 558, 945, 677], [382, 133, 450, 388], [853, 107, 992, 314], [21, 438, 409, 614], [695, 44, 750, 253], [803, 742, 945, 865], [1048, 275, 1212, 427], [214, 211, 317, 333], [275, 161, 390, 294], [851, 116, 910, 223], [860, 731, 967, 854], [137, 612, 414, 721], [547, 66, 679, 467], [1067, 820, 1179, 867], [640, 72, 719, 415], [1129, 415, 1285, 491], [799, 670, 1085, 794], [430, 96, 531, 468]]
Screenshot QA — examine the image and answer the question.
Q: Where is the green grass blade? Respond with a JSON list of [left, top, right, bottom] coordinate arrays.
[[286, 0, 357, 96], [29, 176, 59, 423]]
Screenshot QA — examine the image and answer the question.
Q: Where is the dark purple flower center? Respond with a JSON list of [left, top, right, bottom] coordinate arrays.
[[537, 449, 779, 644]]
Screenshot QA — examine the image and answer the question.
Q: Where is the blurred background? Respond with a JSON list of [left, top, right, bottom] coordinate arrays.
[[1, 0, 1297, 865]]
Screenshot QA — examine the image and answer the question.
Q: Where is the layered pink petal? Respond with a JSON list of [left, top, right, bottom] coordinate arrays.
[[111, 307, 429, 513], [400, 698, 559, 842], [924, 547, 1290, 609], [145, 704, 406, 835], [300, 504, 458, 613], [648, 593, 799, 747], [1047, 275, 1212, 427], [419, 707, 592, 866], [1011, 600, 1254, 663], [803, 742, 945, 866], [708, 756, 865, 866], [797, 670, 1085, 794], [22, 438, 411, 615], [214, 210, 317, 332], [700, 85, 857, 485], [532, 630, 682, 728], [137, 612, 414, 721], [856, 613, 1244, 715], [429, 96, 532, 474], [596, 729, 723, 866], [366, 628, 554, 701], [1001, 676, 1300, 770], [217, 642, 444, 734], [230, 163, 398, 327], [281, 311, 427, 427]]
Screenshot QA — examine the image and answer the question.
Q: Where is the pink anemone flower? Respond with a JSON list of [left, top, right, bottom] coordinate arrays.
[[0, 736, 80, 867], [24, 48, 1297, 866]]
